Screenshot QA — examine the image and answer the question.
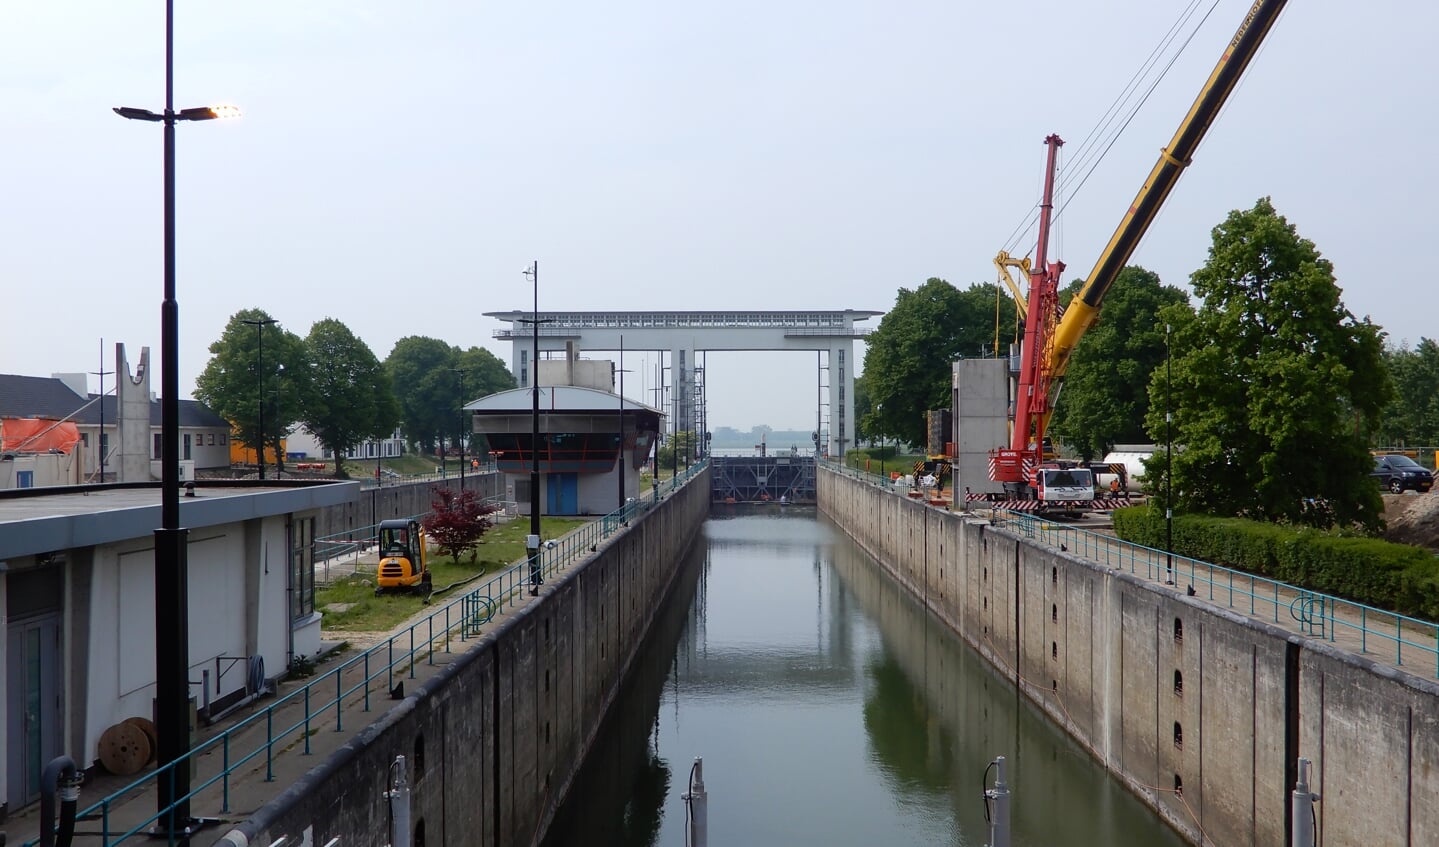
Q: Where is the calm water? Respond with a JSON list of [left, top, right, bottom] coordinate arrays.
[[541, 507, 1185, 847]]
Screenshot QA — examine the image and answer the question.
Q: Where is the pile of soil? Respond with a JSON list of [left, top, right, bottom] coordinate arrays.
[[1381, 493, 1439, 551]]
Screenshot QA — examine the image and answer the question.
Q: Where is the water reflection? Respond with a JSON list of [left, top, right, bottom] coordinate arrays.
[[542, 508, 1183, 847]]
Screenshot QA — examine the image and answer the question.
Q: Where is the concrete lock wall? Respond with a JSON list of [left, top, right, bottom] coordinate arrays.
[[818, 466, 1439, 846], [225, 467, 710, 847]]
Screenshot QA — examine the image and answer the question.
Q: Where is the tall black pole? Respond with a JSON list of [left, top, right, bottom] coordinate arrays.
[[92, 338, 112, 482], [1166, 322, 1174, 584], [257, 327, 265, 478], [671, 361, 679, 480], [617, 336, 625, 511], [154, 0, 192, 832], [878, 402, 885, 481], [527, 261, 543, 594], [242, 318, 275, 479], [453, 367, 466, 489]]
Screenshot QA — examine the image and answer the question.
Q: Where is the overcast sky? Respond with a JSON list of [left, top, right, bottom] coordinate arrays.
[[4, 1, 1432, 431]]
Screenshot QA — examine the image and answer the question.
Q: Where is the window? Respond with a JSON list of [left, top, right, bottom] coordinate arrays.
[[183, 434, 192, 460], [82, 433, 90, 447], [153, 433, 163, 459], [290, 517, 316, 619], [100, 432, 109, 459], [207, 433, 216, 446], [220, 433, 227, 445]]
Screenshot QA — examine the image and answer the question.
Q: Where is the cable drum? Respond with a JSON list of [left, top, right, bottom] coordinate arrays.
[[248, 654, 267, 696]]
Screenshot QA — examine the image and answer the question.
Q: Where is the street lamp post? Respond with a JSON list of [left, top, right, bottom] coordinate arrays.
[[242, 318, 277, 479], [1166, 323, 1175, 584], [521, 261, 546, 595], [617, 336, 626, 514], [112, 0, 238, 834], [877, 402, 885, 482], [92, 338, 113, 483], [451, 367, 467, 489]]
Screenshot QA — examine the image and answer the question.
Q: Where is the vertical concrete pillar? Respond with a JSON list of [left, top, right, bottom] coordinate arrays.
[[115, 344, 153, 483], [826, 345, 853, 457], [670, 346, 694, 435]]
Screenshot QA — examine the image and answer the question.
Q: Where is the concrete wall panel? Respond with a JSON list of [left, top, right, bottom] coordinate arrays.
[[819, 466, 1439, 847], [225, 468, 710, 847]]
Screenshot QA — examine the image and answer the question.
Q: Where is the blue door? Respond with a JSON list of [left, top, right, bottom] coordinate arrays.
[[546, 473, 579, 515], [7, 614, 63, 808]]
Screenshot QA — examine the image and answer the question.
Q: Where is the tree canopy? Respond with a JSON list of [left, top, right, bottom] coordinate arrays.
[[1144, 198, 1391, 530], [386, 338, 516, 455], [299, 318, 400, 476], [863, 279, 1016, 448], [195, 309, 308, 476], [385, 336, 459, 455], [1373, 339, 1439, 448], [1049, 266, 1190, 461]]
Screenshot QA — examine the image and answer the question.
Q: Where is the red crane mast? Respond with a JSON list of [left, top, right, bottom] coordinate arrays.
[[992, 134, 1065, 493]]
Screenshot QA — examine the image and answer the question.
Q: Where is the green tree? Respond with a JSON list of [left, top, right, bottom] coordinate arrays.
[[863, 279, 1016, 447], [656, 431, 698, 469], [1373, 340, 1439, 448], [299, 319, 399, 477], [385, 336, 457, 455], [1144, 198, 1391, 530], [195, 309, 308, 477], [1049, 266, 1191, 460]]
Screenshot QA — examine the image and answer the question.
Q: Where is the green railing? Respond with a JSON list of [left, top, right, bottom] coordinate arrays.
[[27, 460, 708, 847], [821, 460, 1439, 676], [1002, 512, 1439, 677]]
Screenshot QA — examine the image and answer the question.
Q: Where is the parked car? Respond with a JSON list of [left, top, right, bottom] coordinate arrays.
[[1371, 454, 1433, 493]]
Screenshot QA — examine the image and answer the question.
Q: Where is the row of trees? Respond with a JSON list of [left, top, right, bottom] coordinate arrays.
[[861, 197, 1420, 531], [195, 313, 514, 476]]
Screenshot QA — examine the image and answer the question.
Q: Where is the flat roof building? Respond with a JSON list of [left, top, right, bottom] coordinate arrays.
[[0, 480, 356, 814]]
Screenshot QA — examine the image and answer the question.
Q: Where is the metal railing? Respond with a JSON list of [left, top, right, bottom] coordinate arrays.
[[313, 494, 518, 585], [819, 460, 1439, 676], [27, 460, 709, 847], [1000, 512, 1439, 677], [356, 464, 501, 490]]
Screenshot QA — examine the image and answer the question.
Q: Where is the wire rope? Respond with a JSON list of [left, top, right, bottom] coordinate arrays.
[[998, 0, 1219, 257], [1051, 0, 1224, 225]]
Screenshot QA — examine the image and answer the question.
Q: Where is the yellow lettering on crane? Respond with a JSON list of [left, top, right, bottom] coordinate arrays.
[[1229, 0, 1264, 49]]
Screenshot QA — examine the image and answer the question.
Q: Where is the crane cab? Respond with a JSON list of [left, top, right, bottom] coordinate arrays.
[[1031, 464, 1095, 503], [376, 518, 430, 595]]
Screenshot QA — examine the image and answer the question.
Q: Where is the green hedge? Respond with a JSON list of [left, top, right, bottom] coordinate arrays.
[[1111, 507, 1439, 620]]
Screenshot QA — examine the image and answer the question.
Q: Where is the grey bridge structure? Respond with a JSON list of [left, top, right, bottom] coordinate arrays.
[[484, 309, 877, 458]]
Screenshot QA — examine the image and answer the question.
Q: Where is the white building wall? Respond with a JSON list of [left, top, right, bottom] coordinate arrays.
[[83, 517, 292, 762], [0, 574, 7, 806]]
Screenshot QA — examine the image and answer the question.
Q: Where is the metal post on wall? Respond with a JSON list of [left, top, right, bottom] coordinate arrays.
[[1291, 757, 1317, 847], [983, 756, 1010, 847]]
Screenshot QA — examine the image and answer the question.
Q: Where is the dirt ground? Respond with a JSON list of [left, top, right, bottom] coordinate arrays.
[[1381, 493, 1439, 551]]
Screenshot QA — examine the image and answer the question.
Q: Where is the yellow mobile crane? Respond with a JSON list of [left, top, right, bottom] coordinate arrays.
[[979, 0, 1288, 512]]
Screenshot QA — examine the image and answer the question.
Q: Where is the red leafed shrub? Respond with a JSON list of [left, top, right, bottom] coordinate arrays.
[[421, 487, 501, 563]]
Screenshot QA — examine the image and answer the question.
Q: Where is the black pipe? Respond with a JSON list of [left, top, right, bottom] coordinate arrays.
[[40, 756, 80, 847]]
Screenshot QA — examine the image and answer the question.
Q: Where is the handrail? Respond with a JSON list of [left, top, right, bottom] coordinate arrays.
[[819, 459, 1439, 677], [25, 459, 709, 847], [1000, 512, 1439, 676]]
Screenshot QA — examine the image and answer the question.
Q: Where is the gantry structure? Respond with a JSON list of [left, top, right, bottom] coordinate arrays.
[[484, 310, 878, 457]]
